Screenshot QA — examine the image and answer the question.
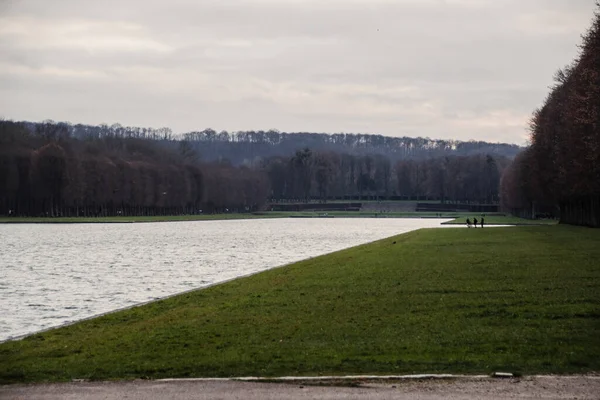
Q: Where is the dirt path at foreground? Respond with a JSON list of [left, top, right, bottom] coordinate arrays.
[[2, 375, 599, 400]]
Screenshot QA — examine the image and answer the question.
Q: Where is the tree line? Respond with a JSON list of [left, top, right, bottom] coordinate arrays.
[[0, 121, 268, 217], [181, 129, 520, 165], [0, 119, 510, 217], [265, 149, 508, 203], [10, 119, 521, 165], [500, 5, 600, 227]]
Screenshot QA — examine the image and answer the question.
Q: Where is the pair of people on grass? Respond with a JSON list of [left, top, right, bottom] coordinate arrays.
[[466, 217, 484, 228]]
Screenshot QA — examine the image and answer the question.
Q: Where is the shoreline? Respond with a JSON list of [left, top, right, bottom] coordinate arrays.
[[1, 221, 453, 344], [2, 225, 594, 383]]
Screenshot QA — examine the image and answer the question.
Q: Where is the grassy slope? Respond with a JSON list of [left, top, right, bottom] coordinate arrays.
[[1, 226, 598, 383], [0, 214, 282, 223], [269, 211, 504, 218], [442, 216, 558, 225], [0, 212, 505, 223]]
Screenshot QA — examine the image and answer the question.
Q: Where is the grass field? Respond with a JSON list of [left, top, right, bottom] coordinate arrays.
[[1, 225, 598, 384], [264, 211, 445, 218], [271, 199, 442, 204], [0, 214, 281, 224], [441, 216, 558, 226], [0, 212, 507, 223]]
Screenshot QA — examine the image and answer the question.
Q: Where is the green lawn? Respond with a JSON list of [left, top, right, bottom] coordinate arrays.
[[0, 214, 282, 224], [442, 216, 559, 226], [1, 225, 598, 383], [263, 211, 505, 219], [0, 212, 505, 223], [271, 199, 442, 204]]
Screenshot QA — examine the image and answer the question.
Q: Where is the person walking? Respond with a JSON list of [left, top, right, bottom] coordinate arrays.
[[481, 217, 485, 228], [473, 217, 478, 228], [466, 218, 472, 228]]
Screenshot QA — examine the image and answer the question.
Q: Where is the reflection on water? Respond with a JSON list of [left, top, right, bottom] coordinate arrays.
[[0, 218, 447, 341]]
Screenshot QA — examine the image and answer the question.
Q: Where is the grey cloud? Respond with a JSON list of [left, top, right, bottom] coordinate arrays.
[[0, 0, 597, 144]]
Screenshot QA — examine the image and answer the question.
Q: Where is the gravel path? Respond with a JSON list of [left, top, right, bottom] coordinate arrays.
[[2, 375, 599, 400]]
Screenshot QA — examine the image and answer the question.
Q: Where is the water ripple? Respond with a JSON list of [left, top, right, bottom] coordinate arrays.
[[0, 218, 445, 341]]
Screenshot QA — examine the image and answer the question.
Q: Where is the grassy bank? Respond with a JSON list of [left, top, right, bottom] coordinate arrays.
[[441, 216, 558, 225], [0, 214, 283, 224], [1, 225, 599, 383], [0, 212, 503, 223], [267, 211, 504, 218]]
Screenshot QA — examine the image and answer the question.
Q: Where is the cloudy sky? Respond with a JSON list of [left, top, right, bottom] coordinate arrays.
[[0, 0, 595, 144]]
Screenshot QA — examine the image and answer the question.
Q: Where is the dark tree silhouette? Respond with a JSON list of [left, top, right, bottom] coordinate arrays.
[[0, 118, 514, 216], [501, 4, 600, 226]]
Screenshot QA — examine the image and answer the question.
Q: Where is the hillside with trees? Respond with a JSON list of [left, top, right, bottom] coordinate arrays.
[[0, 121, 268, 217], [500, 5, 600, 227], [11, 121, 521, 165], [180, 129, 520, 165], [0, 120, 515, 217]]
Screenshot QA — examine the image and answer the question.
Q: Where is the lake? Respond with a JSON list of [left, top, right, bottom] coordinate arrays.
[[0, 218, 449, 341]]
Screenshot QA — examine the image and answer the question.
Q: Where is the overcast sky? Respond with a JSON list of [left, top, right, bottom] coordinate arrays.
[[0, 0, 595, 144]]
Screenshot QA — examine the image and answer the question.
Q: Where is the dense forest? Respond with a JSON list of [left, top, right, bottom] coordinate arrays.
[[180, 129, 520, 165], [500, 5, 600, 227], [0, 120, 511, 217], [10, 120, 521, 165], [268, 149, 508, 203]]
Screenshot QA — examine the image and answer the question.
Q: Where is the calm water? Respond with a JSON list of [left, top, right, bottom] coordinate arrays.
[[0, 218, 448, 341]]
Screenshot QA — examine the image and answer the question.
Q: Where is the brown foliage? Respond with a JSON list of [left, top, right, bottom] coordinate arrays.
[[501, 5, 600, 224]]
